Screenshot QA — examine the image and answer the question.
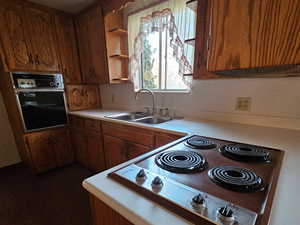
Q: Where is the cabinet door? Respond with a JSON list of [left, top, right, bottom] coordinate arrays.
[[125, 142, 150, 162], [52, 129, 74, 167], [71, 130, 89, 167], [86, 6, 109, 84], [207, 0, 300, 71], [155, 132, 182, 148], [103, 135, 126, 168], [86, 131, 106, 172], [25, 131, 56, 173], [76, 12, 92, 82], [25, 7, 59, 72], [66, 85, 85, 111], [55, 14, 82, 84], [84, 85, 101, 109], [0, 2, 34, 71]]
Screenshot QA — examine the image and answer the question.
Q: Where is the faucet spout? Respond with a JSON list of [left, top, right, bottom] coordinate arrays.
[[135, 89, 155, 115]]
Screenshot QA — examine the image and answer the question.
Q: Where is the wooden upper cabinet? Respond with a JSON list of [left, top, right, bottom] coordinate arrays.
[[207, 0, 300, 71], [84, 85, 101, 109], [24, 6, 59, 72], [76, 5, 109, 84], [0, 2, 34, 71], [55, 13, 82, 84]]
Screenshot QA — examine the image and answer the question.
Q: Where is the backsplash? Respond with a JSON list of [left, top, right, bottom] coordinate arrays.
[[100, 77, 300, 130]]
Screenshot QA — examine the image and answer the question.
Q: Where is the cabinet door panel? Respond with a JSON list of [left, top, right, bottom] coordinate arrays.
[[53, 129, 74, 167], [86, 6, 109, 84], [25, 131, 56, 173], [208, 0, 300, 71], [71, 130, 89, 167], [25, 7, 59, 72], [55, 14, 82, 84], [155, 132, 182, 148], [125, 142, 150, 161], [66, 85, 85, 111], [0, 2, 34, 71], [84, 85, 101, 109], [103, 135, 126, 168], [86, 131, 106, 172]]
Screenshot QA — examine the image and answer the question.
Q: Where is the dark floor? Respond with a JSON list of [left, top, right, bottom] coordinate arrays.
[[0, 163, 93, 225]]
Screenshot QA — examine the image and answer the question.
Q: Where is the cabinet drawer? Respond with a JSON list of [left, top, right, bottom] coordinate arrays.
[[102, 122, 154, 147], [85, 118, 101, 133]]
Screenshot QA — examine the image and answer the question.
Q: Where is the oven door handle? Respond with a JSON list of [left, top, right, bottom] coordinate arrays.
[[15, 88, 65, 94]]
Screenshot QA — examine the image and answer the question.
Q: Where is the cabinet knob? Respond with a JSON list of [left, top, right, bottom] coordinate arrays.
[[35, 55, 40, 65], [28, 53, 33, 64]]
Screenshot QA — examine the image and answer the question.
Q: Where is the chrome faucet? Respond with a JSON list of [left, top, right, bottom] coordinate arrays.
[[135, 89, 155, 115]]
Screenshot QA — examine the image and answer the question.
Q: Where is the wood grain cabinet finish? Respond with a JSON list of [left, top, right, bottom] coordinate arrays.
[[90, 194, 133, 225], [76, 5, 109, 84], [0, 1, 60, 72], [66, 85, 101, 111], [70, 116, 106, 172], [55, 13, 82, 84], [0, 2, 34, 71], [24, 128, 73, 173], [24, 6, 59, 72], [207, 0, 300, 71], [155, 132, 183, 148], [103, 135, 150, 168]]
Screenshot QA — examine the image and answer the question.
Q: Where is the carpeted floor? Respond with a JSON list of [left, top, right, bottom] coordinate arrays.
[[0, 163, 93, 225]]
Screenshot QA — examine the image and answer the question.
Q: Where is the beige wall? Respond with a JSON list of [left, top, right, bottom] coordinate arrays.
[[0, 92, 20, 168], [100, 77, 300, 130]]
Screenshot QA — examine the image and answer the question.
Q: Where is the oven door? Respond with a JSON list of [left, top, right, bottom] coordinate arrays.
[[16, 90, 68, 132]]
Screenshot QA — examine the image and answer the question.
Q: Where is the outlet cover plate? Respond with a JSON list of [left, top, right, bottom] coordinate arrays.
[[235, 97, 252, 111]]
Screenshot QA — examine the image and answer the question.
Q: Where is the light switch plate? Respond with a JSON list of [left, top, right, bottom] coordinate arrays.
[[235, 97, 252, 111]]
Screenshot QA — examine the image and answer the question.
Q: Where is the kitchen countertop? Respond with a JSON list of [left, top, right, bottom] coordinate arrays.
[[69, 109, 300, 225]]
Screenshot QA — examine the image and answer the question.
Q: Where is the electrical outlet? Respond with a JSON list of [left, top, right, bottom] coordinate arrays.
[[111, 93, 115, 103], [235, 97, 252, 111]]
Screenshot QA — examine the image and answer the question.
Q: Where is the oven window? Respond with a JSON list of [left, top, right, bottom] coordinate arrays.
[[18, 92, 67, 131]]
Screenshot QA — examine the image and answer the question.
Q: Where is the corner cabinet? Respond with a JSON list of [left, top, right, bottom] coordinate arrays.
[[75, 5, 109, 84], [194, 0, 300, 78], [0, 1, 60, 72]]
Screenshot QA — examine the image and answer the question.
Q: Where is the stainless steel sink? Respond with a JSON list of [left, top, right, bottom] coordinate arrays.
[[105, 112, 172, 124], [105, 112, 149, 121], [135, 116, 171, 124]]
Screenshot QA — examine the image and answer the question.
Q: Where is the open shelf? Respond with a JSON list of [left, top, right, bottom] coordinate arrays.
[[185, 38, 195, 46], [186, 0, 197, 12], [109, 54, 129, 60], [108, 28, 128, 36], [110, 77, 130, 84]]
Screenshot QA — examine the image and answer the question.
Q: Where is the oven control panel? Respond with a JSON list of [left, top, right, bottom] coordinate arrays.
[[17, 79, 37, 89], [110, 165, 258, 225]]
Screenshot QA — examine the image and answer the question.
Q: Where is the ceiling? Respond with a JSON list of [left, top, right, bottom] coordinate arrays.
[[27, 0, 97, 14]]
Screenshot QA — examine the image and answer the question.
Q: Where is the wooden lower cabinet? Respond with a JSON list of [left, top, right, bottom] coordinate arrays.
[[103, 135, 150, 168], [70, 116, 106, 172], [155, 132, 183, 148], [24, 128, 73, 173], [90, 194, 133, 225]]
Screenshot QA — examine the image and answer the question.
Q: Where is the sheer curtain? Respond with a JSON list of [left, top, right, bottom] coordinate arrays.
[[127, 0, 196, 91]]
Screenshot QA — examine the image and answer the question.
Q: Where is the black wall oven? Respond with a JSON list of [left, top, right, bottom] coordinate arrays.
[[12, 73, 68, 132]]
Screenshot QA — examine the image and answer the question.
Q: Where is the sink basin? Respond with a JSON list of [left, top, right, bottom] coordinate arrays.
[[135, 116, 171, 124], [105, 112, 149, 121]]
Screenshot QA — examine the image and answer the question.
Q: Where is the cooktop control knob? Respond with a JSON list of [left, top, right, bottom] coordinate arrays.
[[217, 206, 235, 225], [136, 169, 147, 183], [151, 176, 163, 191], [191, 194, 206, 213]]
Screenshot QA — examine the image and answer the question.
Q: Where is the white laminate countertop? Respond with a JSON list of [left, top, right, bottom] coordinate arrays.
[[69, 109, 300, 225]]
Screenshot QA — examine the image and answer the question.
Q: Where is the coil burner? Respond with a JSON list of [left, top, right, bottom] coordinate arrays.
[[185, 136, 217, 149], [220, 144, 270, 162], [155, 150, 207, 173], [208, 166, 264, 192]]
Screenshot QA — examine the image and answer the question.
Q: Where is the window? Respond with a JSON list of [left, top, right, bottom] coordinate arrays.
[[128, 0, 197, 92]]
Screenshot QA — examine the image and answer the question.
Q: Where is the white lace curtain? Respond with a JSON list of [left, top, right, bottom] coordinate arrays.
[[127, 0, 195, 91]]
